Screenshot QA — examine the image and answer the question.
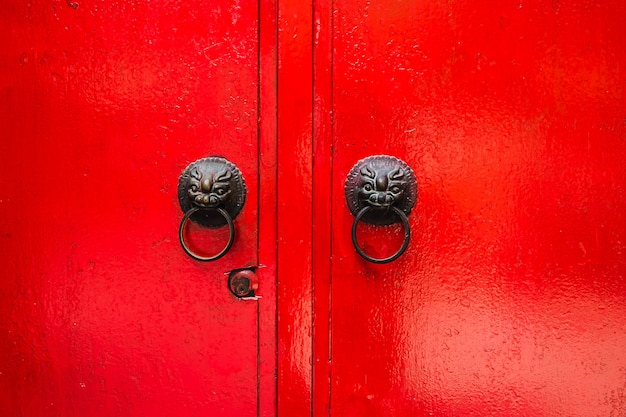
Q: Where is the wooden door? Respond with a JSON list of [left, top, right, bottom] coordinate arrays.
[[0, 1, 276, 416], [276, 0, 626, 416], [3, 0, 626, 416], [325, 1, 626, 416]]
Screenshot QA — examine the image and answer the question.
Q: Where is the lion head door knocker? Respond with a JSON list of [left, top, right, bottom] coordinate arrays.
[[345, 155, 417, 264], [178, 156, 246, 261]]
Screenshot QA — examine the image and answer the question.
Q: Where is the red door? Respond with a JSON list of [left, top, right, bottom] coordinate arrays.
[[3, 0, 626, 416], [328, 1, 626, 416], [0, 1, 276, 416], [277, 0, 626, 416]]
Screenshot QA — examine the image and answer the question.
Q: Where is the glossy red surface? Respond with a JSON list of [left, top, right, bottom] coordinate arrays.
[[3, 0, 626, 416], [277, 0, 314, 415], [0, 0, 276, 416], [323, 0, 626, 416]]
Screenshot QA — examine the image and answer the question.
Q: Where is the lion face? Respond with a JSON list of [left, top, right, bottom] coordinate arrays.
[[358, 164, 406, 209], [187, 166, 232, 208]]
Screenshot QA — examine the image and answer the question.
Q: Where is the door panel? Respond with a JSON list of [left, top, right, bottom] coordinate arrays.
[[329, 1, 626, 416], [0, 1, 268, 416]]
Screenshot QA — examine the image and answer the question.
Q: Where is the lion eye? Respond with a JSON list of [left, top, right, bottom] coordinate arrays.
[[216, 189, 226, 195], [390, 186, 401, 193], [363, 184, 373, 192]]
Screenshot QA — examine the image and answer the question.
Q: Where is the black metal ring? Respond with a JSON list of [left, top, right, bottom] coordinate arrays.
[[352, 206, 411, 264], [179, 207, 235, 261]]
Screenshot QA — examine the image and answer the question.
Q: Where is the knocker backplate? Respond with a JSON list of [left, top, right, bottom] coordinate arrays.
[[345, 155, 417, 226], [178, 156, 246, 228]]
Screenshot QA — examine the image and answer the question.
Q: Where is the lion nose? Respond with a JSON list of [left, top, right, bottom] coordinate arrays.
[[201, 178, 213, 192]]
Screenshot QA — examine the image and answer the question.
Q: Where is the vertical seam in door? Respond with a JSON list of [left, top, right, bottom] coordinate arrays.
[[312, 0, 334, 414], [324, 2, 335, 416], [310, 1, 316, 414], [256, 1, 262, 415], [309, 0, 316, 417], [257, 2, 262, 414], [327, 1, 335, 415], [273, 1, 280, 415], [273, 2, 279, 415]]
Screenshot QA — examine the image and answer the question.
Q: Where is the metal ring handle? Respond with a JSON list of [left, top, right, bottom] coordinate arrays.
[[179, 207, 235, 261], [352, 206, 411, 264]]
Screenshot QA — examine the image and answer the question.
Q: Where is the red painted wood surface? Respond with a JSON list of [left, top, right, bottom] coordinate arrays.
[[0, 0, 276, 416], [277, 1, 314, 415], [320, 0, 626, 416], [3, 0, 626, 416]]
